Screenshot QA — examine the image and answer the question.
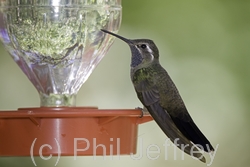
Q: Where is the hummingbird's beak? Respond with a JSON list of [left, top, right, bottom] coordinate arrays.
[[101, 29, 133, 45]]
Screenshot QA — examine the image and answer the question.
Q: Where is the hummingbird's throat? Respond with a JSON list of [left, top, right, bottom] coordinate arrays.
[[131, 49, 143, 67]]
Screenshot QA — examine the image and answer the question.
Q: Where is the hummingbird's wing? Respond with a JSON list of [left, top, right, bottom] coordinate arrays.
[[158, 70, 215, 153], [134, 66, 214, 152], [134, 78, 206, 162]]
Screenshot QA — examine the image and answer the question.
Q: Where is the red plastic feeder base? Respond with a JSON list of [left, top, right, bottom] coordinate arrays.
[[0, 107, 152, 156]]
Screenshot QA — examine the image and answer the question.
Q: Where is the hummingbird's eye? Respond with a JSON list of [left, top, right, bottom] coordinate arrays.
[[140, 44, 147, 49]]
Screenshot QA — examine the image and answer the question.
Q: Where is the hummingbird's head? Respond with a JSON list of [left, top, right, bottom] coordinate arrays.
[[101, 29, 159, 68]]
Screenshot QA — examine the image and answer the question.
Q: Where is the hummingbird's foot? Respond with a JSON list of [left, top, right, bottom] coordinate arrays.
[[136, 106, 150, 118]]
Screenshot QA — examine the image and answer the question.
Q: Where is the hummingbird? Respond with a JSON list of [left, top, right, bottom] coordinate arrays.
[[101, 29, 214, 162]]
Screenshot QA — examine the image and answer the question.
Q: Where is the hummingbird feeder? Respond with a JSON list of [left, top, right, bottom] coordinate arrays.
[[0, 0, 152, 156]]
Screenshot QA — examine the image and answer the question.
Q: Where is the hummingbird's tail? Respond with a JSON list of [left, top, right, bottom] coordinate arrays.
[[147, 103, 206, 163], [169, 111, 214, 152]]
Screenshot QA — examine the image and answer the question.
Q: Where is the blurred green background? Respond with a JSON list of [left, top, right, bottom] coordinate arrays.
[[0, 0, 250, 167]]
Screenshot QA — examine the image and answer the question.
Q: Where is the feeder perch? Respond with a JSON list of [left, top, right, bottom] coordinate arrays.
[[0, 0, 153, 156]]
